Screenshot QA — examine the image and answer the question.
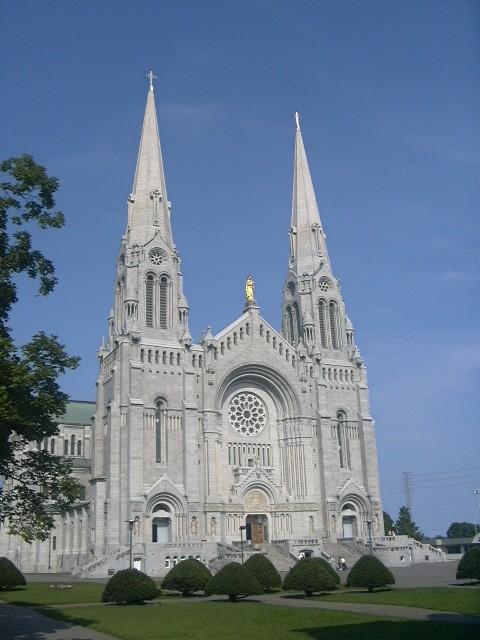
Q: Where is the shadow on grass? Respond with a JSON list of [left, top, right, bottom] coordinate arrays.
[[292, 619, 480, 640], [281, 589, 394, 600], [38, 607, 97, 629]]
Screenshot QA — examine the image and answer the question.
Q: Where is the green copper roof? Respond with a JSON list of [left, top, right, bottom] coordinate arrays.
[[57, 400, 95, 426]]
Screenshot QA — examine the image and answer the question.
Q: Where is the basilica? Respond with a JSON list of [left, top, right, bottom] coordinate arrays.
[[0, 76, 386, 576]]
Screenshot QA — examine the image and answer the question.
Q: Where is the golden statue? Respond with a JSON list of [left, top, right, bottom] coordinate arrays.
[[245, 275, 255, 303]]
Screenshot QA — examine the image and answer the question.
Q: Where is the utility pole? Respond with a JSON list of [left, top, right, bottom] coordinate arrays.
[[402, 472, 413, 511]]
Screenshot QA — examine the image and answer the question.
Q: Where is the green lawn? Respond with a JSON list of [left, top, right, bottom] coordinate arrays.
[[314, 587, 480, 615], [42, 602, 479, 640], [0, 582, 105, 605]]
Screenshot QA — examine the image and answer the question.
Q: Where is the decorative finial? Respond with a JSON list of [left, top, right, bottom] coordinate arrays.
[[295, 111, 300, 131], [146, 70, 157, 92]]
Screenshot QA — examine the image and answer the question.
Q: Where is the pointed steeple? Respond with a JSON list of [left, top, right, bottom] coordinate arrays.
[[290, 113, 331, 274], [127, 72, 173, 248]]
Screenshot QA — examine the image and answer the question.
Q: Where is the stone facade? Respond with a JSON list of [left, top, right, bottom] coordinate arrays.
[[0, 83, 385, 576]]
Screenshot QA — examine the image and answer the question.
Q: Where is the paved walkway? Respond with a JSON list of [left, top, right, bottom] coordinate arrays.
[[256, 593, 480, 626], [0, 603, 119, 640]]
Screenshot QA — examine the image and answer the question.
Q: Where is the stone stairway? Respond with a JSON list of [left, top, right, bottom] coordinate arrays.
[[263, 542, 296, 573], [323, 541, 363, 570]]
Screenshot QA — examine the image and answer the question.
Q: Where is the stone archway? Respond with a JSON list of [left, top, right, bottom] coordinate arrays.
[[244, 489, 270, 544], [151, 503, 172, 543], [341, 503, 358, 539], [246, 514, 268, 544]]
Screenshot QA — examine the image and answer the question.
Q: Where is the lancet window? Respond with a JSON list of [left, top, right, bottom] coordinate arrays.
[[145, 273, 154, 327], [318, 300, 327, 347], [155, 398, 166, 463], [159, 276, 168, 329], [336, 411, 350, 469], [145, 273, 170, 329], [329, 301, 340, 349]]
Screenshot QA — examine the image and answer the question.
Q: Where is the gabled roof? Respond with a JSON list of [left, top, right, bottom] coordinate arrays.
[[56, 400, 95, 426]]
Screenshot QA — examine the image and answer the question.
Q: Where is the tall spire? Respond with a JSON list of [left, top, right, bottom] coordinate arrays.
[[127, 71, 173, 247], [290, 113, 331, 274]]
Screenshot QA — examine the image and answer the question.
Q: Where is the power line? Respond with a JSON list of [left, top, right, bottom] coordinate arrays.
[[409, 466, 480, 478]]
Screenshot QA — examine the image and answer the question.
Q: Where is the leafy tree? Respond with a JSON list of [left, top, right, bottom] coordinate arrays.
[[456, 546, 480, 582], [447, 522, 477, 539], [102, 568, 158, 604], [0, 155, 80, 542], [205, 562, 262, 602], [346, 555, 395, 592], [312, 556, 340, 585], [162, 558, 212, 596], [283, 558, 337, 596], [243, 553, 282, 592], [394, 506, 424, 542], [383, 511, 395, 535], [0, 557, 26, 589]]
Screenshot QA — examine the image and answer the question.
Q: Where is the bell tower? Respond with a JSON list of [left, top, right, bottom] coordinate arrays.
[[108, 72, 190, 347], [281, 113, 355, 360]]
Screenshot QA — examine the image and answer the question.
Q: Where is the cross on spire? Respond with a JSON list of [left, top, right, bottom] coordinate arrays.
[[295, 111, 301, 131], [146, 70, 157, 92]]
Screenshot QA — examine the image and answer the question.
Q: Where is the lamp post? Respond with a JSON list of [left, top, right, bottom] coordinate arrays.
[[474, 489, 480, 534], [125, 519, 135, 569], [48, 529, 52, 571], [239, 525, 246, 564], [366, 518, 373, 554]]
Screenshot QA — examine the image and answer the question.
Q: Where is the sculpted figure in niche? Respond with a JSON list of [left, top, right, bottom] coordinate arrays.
[[190, 516, 198, 535], [210, 517, 217, 536]]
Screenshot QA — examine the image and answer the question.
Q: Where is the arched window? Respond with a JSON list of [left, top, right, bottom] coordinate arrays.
[[286, 306, 295, 344], [77, 440, 82, 456], [50, 438, 55, 454], [336, 411, 345, 468], [71, 435, 75, 455], [336, 411, 350, 469], [155, 399, 165, 463], [329, 301, 339, 349], [64, 439, 68, 456], [159, 276, 168, 329], [318, 300, 327, 347], [293, 303, 301, 343], [145, 273, 154, 327]]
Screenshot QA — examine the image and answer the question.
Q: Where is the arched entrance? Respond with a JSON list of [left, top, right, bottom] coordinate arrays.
[[151, 503, 172, 543], [341, 503, 358, 538], [246, 514, 268, 544]]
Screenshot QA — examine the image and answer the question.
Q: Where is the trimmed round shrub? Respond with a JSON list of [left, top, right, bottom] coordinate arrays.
[[456, 546, 480, 581], [205, 562, 263, 602], [244, 554, 282, 592], [102, 568, 158, 604], [162, 558, 212, 596], [0, 557, 26, 589], [346, 555, 395, 592], [283, 558, 337, 596], [312, 557, 341, 585]]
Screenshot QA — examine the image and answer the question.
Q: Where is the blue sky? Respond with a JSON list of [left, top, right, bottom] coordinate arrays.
[[2, 1, 479, 536]]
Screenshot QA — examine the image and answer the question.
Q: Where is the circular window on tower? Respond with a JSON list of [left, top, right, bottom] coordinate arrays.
[[149, 248, 166, 266], [228, 392, 267, 436], [318, 276, 331, 292]]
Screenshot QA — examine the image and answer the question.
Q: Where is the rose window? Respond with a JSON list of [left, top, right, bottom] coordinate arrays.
[[149, 249, 165, 266], [228, 392, 266, 436], [318, 278, 330, 292]]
